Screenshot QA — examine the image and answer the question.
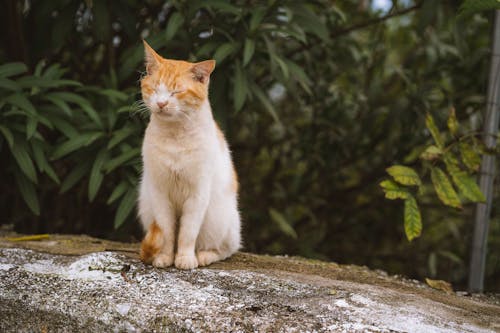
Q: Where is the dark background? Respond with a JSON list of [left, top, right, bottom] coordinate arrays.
[[1, 0, 499, 291]]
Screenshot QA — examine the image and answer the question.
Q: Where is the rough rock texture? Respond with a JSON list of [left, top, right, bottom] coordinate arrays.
[[0, 233, 499, 332]]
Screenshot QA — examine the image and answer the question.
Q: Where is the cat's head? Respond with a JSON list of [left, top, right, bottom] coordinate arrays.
[[140, 41, 215, 120]]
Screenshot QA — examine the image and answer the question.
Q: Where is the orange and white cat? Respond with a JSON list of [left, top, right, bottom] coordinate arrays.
[[138, 41, 241, 269]]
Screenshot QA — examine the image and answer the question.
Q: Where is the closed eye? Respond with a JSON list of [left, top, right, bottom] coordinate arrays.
[[171, 90, 184, 96]]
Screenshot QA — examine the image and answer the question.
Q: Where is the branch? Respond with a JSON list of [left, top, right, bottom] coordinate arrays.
[[285, 3, 422, 58], [331, 2, 423, 38]]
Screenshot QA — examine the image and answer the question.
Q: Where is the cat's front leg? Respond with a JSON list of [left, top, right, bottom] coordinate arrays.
[[175, 186, 210, 269]]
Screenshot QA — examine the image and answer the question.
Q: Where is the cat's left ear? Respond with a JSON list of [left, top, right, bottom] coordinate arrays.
[[191, 60, 216, 84]]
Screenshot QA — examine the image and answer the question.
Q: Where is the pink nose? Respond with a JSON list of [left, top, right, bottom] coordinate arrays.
[[157, 101, 168, 109]]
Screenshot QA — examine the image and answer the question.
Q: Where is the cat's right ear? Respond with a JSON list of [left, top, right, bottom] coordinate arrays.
[[143, 40, 162, 75]]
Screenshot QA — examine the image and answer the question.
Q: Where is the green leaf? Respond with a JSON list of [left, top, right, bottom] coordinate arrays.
[[50, 118, 79, 138], [269, 208, 297, 239], [104, 148, 141, 173], [44, 95, 73, 116], [10, 141, 38, 184], [51, 132, 103, 160], [289, 4, 329, 41], [0, 125, 14, 148], [107, 181, 129, 204], [60, 161, 92, 193], [45, 92, 102, 128], [5, 93, 37, 117], [447, 107, 459, 136], [233, 64, 247, 112], [250, 83, 279, 123], [458, 0, 500, 19], [459, 142, 481, 172], [286, 60, 312, 94], [448, 169, 486, 203], [249, 7, 267, 31], [213, 42, 239, 65], [431, 167, 462, 208], [379, 180, 410, 200], [0, 62, 28, 78], [386, 165, 421, 186], [31, 140, 60, 184], [88, 148, 109, 202], [404, 195, 422, 241], [425, 113, 444, 148], [420, 145, 443, 161], [165, 12, 185, 41], [0, 78, 21, 91], [107, 126, 138, 149], [14, 171, 40, 215], [242, 39, 255, 66], [26, 117, 38, 139], [114, 189, 137, 229]]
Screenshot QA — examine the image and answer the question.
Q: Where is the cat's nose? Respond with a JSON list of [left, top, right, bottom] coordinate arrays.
[[157, 101, 168, 109]]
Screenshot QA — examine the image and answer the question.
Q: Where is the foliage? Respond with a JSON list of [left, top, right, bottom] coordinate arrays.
[[381, 110, 486, 241], [0, 61, 141, 229], [1, 0, 499, 290], [458, 0, 500, 19]]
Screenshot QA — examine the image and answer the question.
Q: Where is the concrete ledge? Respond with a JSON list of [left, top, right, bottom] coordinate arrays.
[[0, 233, 499, 332]]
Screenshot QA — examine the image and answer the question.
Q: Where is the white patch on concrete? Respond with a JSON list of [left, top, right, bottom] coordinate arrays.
[[116, 303, 131, 316], [334, 299, 350, 308], [0, 263, 14, 270]]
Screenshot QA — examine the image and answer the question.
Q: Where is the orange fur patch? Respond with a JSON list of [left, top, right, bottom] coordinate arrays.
[[140, 221, 163, 264]]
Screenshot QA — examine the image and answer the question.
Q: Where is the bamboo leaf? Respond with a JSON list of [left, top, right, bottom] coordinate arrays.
[[249, 7, 266, 31], [107, 181, 129, 204], [379, 180, 410, 200], [10, 141, 38, 184], [213, 42, 239, 65], [88, 148, 109, 202], [404, 195, 422, 241], [114, 189, 137, 229], [104, 148, 141, 173], [250, 83, 279, 123], [51, 132, 103, 160], [14, 171, 40, 215], [233, 64, 247, 112], [165, 12, 185, 41], [425, 113, 444, 148], [431, 167, 462, 208], [243, 38, 255, 66], [386, 165, 421, 186], [60, 161, 92, 193], [107, 126, 138, 149], [0, 62, 28, 78], [269, 208, 297, 239], [5, 93, 37, 117], [0, 125, 14, 148]]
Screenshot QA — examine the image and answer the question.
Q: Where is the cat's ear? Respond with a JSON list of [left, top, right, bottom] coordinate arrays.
[[143, 40, 163, 74], [191, 60, 216, 84]]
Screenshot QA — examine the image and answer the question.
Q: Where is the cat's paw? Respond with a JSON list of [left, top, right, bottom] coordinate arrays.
[[175, 255, 198, 269], [196, 250, 220, 267], [152, 253, 174, 268]]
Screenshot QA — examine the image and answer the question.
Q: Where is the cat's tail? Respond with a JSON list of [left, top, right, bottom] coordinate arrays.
[[140, 221, 164, 264]]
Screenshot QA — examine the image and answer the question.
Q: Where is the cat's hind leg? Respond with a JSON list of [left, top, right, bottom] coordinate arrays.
[[196, 202, 241, 267]]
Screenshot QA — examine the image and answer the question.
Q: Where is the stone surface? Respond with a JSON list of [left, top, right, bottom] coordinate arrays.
[[0, 232, 499, 332]]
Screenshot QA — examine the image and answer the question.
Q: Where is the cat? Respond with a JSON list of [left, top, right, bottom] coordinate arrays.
[[138, 41, 241, 269]]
